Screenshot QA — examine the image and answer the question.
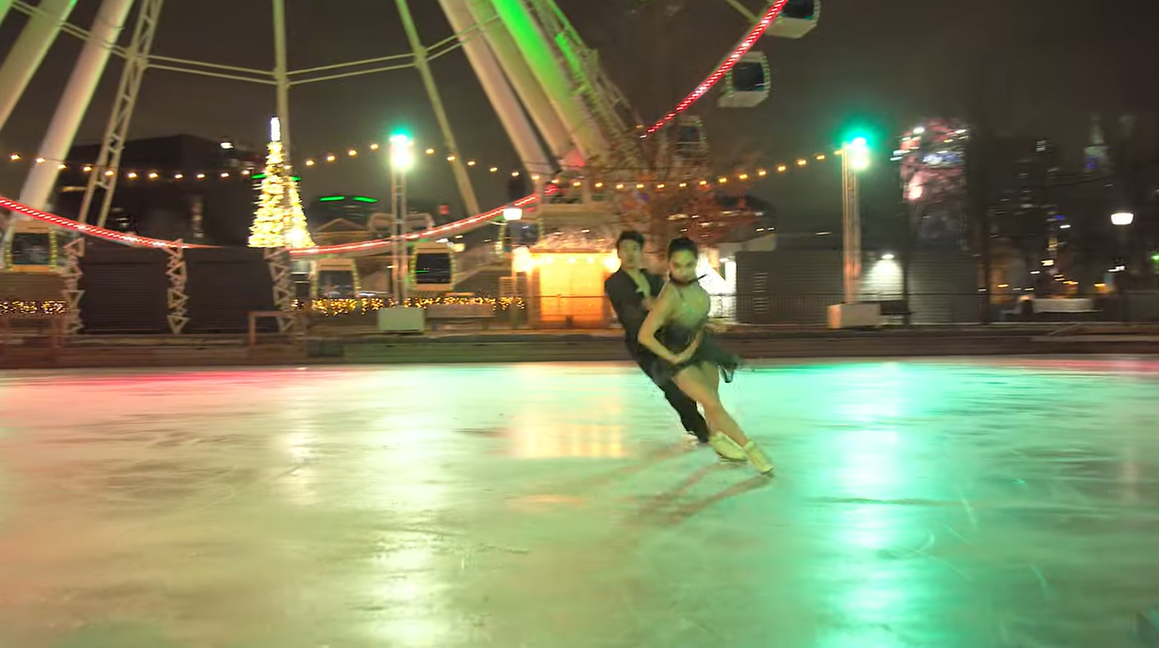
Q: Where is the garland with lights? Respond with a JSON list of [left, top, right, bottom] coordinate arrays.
[[297, 295, 524, 317], [0, 300, 67, 317]]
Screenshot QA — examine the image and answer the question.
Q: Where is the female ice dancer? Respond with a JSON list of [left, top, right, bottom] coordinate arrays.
[[637, 237, 774, 474]]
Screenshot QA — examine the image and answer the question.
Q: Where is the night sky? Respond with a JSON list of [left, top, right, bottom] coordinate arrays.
[[0, 0, 1155, 235]]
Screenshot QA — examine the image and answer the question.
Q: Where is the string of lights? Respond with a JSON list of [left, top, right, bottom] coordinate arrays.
[[0, 141, 527, 183], [0, 300, 67, 317], [299, 296, 523, 317], [0, 141, 847, 257], [1, 143, 846, 188], [544, 150, 845, 192]]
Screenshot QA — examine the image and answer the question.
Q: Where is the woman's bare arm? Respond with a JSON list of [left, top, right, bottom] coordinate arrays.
[[638, 286, 678, 362]]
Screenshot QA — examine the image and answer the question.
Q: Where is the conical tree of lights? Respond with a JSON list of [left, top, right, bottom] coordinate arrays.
[[249, 117, 315, 248]]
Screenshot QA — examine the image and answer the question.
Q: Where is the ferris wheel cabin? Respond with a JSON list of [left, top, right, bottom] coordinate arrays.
[[674, 115, 710, 167], [313, 257, 361, 299], [718, 52, 770, 108], [4, 230, 58, 273], [767, 0, 820, 39], [411, 241, 456, 293]]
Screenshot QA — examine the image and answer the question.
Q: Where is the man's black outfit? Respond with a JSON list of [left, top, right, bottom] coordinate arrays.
[[605, 267, 710, 443]]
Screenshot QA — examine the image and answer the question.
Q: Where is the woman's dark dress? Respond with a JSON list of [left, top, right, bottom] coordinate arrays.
[[648, 286, 741, 386]]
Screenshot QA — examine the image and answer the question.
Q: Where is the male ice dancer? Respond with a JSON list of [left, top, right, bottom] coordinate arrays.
[[604, 230, 710, 443]]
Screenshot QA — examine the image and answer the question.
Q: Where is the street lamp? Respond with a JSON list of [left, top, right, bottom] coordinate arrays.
[[389, 132, 414, 306], [1111, 211, 1134, 276], [503, 205, 523, 222], [502, 205, 524, 252]]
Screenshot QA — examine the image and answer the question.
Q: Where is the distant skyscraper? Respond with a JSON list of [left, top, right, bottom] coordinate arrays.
[[1084, 113, 1111, 174], [991, 136, 1063, 275]]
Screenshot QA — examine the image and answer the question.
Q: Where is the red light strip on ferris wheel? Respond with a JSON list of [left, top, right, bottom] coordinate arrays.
[[644, 0, 790, 136], [0, 196, 214, 250], [0, 188, 550, 257]]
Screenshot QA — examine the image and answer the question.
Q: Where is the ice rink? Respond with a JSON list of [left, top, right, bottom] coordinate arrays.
[[1, 357, 1157, 648]]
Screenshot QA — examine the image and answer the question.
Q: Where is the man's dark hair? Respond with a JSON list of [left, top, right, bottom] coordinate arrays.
[[667, 236, 699, 259], [616, 230, 645, 249]]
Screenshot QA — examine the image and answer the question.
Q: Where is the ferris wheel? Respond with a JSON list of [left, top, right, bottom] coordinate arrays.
[[0, 0, 819, 264]]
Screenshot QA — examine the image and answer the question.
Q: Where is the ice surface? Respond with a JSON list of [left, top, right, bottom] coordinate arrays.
[[1, 357, 1158, 648]]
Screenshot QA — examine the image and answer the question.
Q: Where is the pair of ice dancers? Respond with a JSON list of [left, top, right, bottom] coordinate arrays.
[[604, 231, 773, 475]]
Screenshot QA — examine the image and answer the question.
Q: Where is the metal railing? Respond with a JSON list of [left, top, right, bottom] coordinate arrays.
[[454, 245, 506, 284]]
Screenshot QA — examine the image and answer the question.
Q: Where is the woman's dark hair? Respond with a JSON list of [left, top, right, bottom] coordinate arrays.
[[667, 236, 699, 259], [616, 230, 645, 249]]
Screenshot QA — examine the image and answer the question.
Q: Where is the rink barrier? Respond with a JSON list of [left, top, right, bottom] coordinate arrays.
[[5, 290, 1159, 337]]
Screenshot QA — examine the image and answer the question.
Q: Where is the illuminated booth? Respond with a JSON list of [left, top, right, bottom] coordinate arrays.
[[524, 202, 620, 328]]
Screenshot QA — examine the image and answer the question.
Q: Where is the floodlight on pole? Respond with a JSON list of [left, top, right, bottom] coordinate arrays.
[[1111, 211, 1134, 227], [845, 137, 871, 172], [390, 133, 414, 171], [503, 205, 523, 222]]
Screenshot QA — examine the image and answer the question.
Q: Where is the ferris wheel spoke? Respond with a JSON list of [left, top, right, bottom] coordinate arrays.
[[721, 0, 760, 23]]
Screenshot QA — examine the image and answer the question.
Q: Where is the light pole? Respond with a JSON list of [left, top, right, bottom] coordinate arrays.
[[390, 133, 415, 306], [504, 206, 524, 327], [1111, 211, 1134, 277], [841, 137, 871, 303]]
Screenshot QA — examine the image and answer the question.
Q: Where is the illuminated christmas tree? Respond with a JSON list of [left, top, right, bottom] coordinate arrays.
[[249, 117, 315, 248]]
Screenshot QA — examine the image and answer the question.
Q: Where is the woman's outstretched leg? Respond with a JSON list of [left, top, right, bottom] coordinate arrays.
[[691, 363, 743, 458], [674, 365, 773, 474]]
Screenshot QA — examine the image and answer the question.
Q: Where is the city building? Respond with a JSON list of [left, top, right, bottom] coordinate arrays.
[[989, 136, 1064, 291], [307, 195, 382, 229], [55, 134, 260, 246]]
